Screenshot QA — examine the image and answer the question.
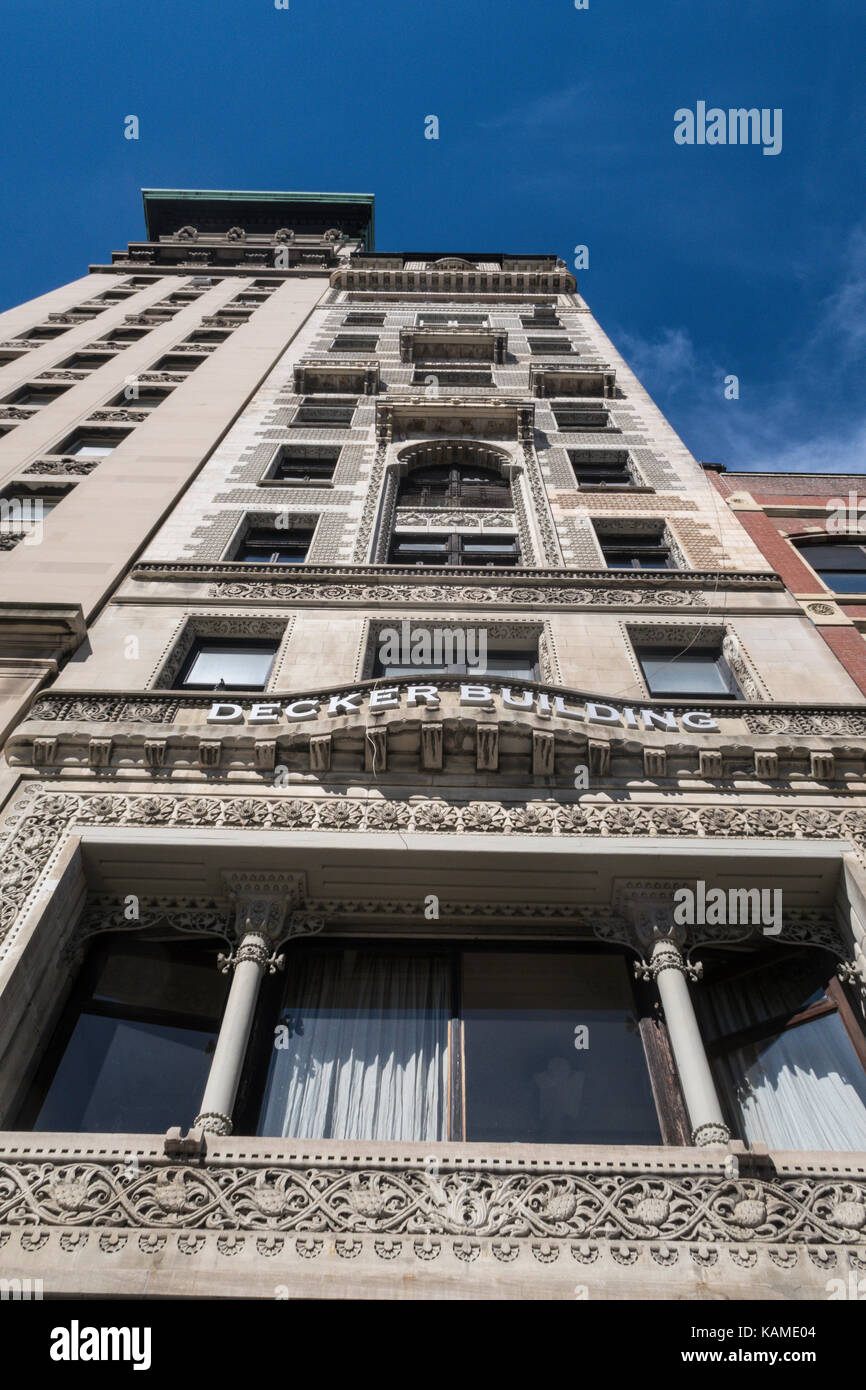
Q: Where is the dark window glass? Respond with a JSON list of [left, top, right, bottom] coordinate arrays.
[[637, 645, 742, 699], [292, 398, 356, 428], [252, 946, 661, 1145], [178, 639, 278, 690], [271, 450, 338, 483], [797, 541, 866, 594], [330, 335, 378, 352], [20, 940, 227, 1134], [374, 644, 539, 680], [397, 464, 510, 510], [237, 526, 313, 563], [555, 406, 612, 430], [389, 531, 520, 567], [528, 338, 573, 355], [570, 452, 632, 486], [597, 529, 673, 570], [463, 952, 661, 1145], [411, 368, 493, 387], [154, 355, 203, 373], [6, 387, 68, 406], [416, 312, 488, 326]]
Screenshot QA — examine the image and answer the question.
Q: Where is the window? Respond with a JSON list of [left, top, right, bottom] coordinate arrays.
[[60, 353, 115, 371], [235, 525, 313, 563], [396, 464, 510, 509], [184, 330, 230, 345], [108, 388, 172, 409], [344, 312, 385, 326], [265, 447, 339, 484], [698, 949, 866, 1151], [153, 354, 205, 373], [55, 429, 131, 458], [415, 312, 488, 327], [596, 525, 673, 569], [190, 276, 217, 287], [412, 367, 493, 387], [635, 644, 742, 699], [101, 328, 147, 343], [330, 335, 378, 353], [795, 540, 866, 594], [569, 451, 634, 487], [528, 337, 573, 355], [554, 405, 612, 430], [250, 946, 663, 1144], [389, 531, 520, 567], [18, 939, 227, 1135], [5, 386, 69, 406], [27, 325, 69, 340], [291, 397, 356, 428], [521, 309, 561, 329], [373, 637, 539, 681], [178, 638, 279, 690], [231, 296, 264, 306]]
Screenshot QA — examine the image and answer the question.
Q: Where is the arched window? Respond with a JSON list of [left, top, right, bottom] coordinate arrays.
[[795, 538, 866, 594], [397, 463, 510, 510]]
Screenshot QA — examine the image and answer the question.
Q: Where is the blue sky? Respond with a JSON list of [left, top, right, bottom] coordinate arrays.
[[1, 0, 863, 473]]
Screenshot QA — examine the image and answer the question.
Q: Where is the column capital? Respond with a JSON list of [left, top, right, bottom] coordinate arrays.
[[692, 1121, 731, 1147]]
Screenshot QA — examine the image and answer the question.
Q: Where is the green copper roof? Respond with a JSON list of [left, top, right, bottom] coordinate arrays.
[[141, 189, 375, 249]]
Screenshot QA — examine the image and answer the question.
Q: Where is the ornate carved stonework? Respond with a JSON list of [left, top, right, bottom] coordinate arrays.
[[0, 1150, 862, 1248], [2, 786, 865, 959]]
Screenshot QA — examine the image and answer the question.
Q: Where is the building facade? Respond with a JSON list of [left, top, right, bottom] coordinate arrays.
[[0, 192, 865, 1299], [707, 466, 866, 697]]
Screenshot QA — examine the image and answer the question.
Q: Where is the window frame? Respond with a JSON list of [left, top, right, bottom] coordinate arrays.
[[634, 642, 743, 701], [176, 636, 281, 691], [235, 940, 687, 1145], [388, 529, 521, 567]]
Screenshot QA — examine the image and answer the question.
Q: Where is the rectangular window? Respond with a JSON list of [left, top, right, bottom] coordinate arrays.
[[373, 640, 539, 681], [415, 312, 488, 327], [153, 354, 205, 373], [59, 354, 115, 372], [698, 950, 866, 1151], [636, 644, 742, 699], [5, 386, 69, 406], [235, 525, 313, 563], [569, 451, 634, 487], [27, 326, 68, 340], [412, 367, 493, 387], [266, 447, 339, 484], [528, 338, 573, 355], [389, 531, 520, 567], [55, 429, 131, 458], [554, 406, 612, 430], [253, 946, 663, 1145], [101, 328, 148, 343], [344, 312, 385, 326], [292, 398, 356, 428], [184, 330, 230, 345], [596, 527, 673, 569], [330, 335, 378, 353], [798, 541, 866, 594], [19, 940, 227, 1135], [178, 638, 279, 690]]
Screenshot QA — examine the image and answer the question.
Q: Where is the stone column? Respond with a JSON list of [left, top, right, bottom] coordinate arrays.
[[643, 927, 730, 1147], [192, 872, 324, 1137], [193, 929, 281, 1136]]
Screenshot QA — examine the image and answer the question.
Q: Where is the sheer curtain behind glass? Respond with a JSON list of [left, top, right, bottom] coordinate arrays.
[[701, 958, 866, 1151], [260, 949, 449, 1142]]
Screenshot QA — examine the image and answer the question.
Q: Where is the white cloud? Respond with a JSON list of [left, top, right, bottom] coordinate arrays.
[[613, 222, 866, 473]]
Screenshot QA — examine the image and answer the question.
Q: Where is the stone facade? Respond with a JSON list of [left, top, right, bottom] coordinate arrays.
[[0, 193, 864, 1300]]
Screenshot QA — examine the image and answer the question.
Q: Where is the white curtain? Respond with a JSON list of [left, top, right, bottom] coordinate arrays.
[[705, 967, 866, 1151], [261, 951, 449, 1142]]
